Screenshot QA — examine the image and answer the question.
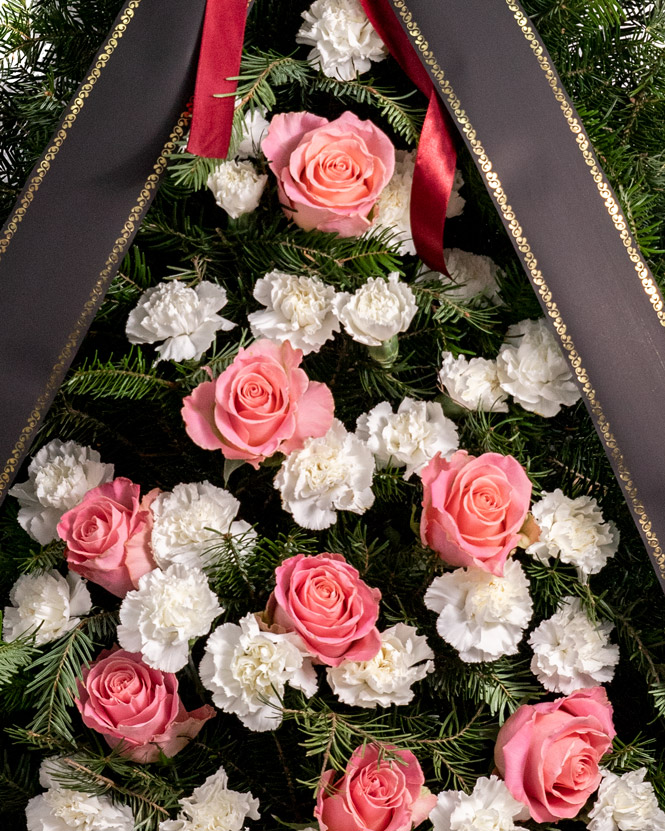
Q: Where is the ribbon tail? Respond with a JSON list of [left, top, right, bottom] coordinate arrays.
[[359, 0, 456, 271], [412, 95, 456, 274], [187, 0, 250, 158]]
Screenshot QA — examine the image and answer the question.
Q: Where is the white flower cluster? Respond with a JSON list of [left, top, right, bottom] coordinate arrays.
[[439, 351, 509, 413], [3, 570, 92, 646], [151, 481, 254, 570], [422, 249, 502, 305], [333, 273, 417, 347], [248, 270, 340, 354], [207, 159, 268, 218], [159, 766, 260, 831], [447, 169, 466, 219], [528, 596, 619, 694], [356, 397, 458, 479], [26, 759, 134, 831], [126, 281, 235, 363], [199, 613, 317, 731], [26, 790, 134, 831], [496, 318, 580, 417], [296, 0, 387, 80], [275, 419, 375, 529], [588, 768, 665, 831], [235, 106, 269, 159], [9, 439, 114, 545], [372, 149, 416, 255], [424, 560, 533, 663], [118, 564, 222, 673], [528, 489, 619, 577], [430, 776, 528, 831], [327, 623, 433, 708]]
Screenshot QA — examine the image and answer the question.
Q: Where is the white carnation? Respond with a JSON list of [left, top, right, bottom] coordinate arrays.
[[126, 280, 235, 363], [420, 249, 501, 305], [26, 790, 134, 831], [8, 439, 114, 545], [199, 613, 317, 732], [424, 559, 533, 663], [528, 489, 619, 578], [296, 0, 387, 81], [356, 397, 458, 479], [528, 596, 619, 694], [159, 766, 260, 831], [207, 159, 267, 218], [439, 352, 509, 413], [446, 169, 466, 219], [496, 318, 580, 417], [327, 623, 433, 708], [235, 106, 269, 159], [3, 570, 92, 646], [247, 270, 340, 354], [372, 149, 416, 255], [588, 768, 665, 831], [117, 564, 222, 673], [274, 418, 375, 530], [333, 273, 417, 347], [151, 481, 250, 570], [430, 776, 528, 831]]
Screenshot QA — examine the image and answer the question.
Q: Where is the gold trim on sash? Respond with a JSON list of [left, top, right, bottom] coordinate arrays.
[[0, 112, 189, 498], [0, 0, 142, 261]]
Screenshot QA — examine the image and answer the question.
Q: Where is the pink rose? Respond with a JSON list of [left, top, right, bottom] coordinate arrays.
[[266, 552, 381, 666], [75, 648, 215, 763], [181, 339, 334, 468], [420, 450, 532, 576], [262, 110, 395, 236], [495, 687, 616, 823], [315, 743, 436, 831], [57, 477, 158, 597]]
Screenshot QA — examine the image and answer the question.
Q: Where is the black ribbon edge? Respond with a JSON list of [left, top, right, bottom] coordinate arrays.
[[388, 0, 665, 590], [0, 0, 190, 502]]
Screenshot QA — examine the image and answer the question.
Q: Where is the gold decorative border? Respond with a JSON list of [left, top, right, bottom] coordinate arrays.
[[390, 0, 665, 582], [506, 1, 665, 325], [0, 0, 189, 499], [0, 113, 189, 498], [0, 0, 142, 261]]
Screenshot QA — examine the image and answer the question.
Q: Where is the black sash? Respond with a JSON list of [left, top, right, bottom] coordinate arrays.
[[0, 0, 207, 501]]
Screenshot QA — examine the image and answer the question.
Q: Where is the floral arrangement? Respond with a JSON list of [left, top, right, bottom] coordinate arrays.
[[2, 1, 665, 831]]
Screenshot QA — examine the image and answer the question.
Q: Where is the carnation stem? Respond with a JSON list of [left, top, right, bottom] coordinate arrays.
[[367, 335, 399, 369]]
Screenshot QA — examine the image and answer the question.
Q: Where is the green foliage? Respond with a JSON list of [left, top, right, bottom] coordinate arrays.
[[0, 631, 38, 689], [2, 0, 665, 828]]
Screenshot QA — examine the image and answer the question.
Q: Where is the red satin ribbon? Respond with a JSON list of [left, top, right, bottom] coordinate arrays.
[[188, 0, 455, 272], [359, 0, 457, 273], [187, 0, 249, 158]]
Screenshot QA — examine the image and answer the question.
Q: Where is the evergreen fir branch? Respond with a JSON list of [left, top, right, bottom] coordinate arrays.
[[0, 750, 34, 813], [49, 755, 181, 831], [99, 246, 155, 317], [25, 623, 97, 741], [413, 283, 501, 334], [168, 144, 226, 192], [434, 655, 544, 724], [0, 629, 38, 688], [17, 539, 65, 574], [310, 76, 425, 144], [228, 50, 312, 113], [63, 347, 178, 402], [233, 226, 403, 288], [604, 735, 658, 772]]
